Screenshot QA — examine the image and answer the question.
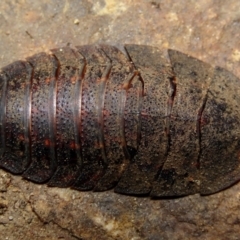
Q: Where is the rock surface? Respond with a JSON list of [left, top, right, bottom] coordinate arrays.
[[0, 0, 240, 239]]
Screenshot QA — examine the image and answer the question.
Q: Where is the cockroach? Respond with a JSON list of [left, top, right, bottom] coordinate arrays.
[[0, 44, 239, 197]]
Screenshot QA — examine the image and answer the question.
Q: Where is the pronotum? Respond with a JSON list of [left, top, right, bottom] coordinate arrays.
[[0, 44, 239, 197]]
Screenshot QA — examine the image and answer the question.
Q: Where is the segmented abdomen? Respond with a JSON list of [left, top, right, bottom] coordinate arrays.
[[0, 44, 240, 198]]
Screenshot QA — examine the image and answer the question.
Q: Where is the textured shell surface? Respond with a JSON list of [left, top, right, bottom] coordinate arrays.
[[0, 44, 240, 198]]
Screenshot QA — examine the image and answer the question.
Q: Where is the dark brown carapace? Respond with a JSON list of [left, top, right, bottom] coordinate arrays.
[[0, 44, 240, 197]]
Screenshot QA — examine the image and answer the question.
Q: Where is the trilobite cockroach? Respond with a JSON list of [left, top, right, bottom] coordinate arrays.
[[0, 44, 240, 197]]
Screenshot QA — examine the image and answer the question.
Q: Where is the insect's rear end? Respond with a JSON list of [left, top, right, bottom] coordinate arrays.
[[0, 44, 240, 197]]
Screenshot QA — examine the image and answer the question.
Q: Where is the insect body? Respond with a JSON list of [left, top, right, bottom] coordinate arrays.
[[0, 44, 240, 197]]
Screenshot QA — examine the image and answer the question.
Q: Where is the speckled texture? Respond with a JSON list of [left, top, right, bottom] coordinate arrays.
[[0, 0, 240, 239]]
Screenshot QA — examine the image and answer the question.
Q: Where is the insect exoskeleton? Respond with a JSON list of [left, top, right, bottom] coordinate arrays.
[[0, 44, 239, 198]]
